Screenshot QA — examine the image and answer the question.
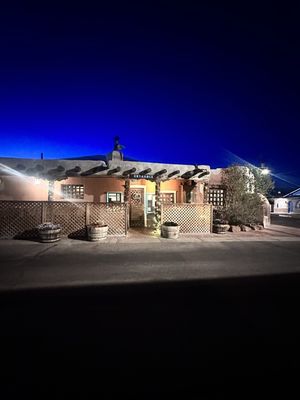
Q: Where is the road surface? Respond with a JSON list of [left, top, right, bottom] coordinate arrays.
[[1, 238, 300, 395]]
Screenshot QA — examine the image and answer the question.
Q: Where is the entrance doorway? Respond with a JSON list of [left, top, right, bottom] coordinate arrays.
[[129, 186, 146, 227]]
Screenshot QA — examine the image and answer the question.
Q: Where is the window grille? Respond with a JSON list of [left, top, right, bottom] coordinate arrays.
[[61, 184, 84, 199], [147, 192, 175, 213], [208, 187, 224, 206]]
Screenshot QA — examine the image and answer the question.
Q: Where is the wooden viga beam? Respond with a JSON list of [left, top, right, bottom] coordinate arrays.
[[197, 170, 210, 179], [139, 168, 152, 175], [46, 165, 66, 180], [181, 168, 204, 180], [153, 169, 167, 179], [26, 164, 45, 177], [81, 165, 108, 176], [122, 167, 136, 177], [66, 166, 81, 177], [107, 166, 121, 175], [168, 170, 181, 179]]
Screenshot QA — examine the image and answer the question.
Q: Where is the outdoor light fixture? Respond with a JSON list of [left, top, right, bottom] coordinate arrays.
[[261, 168, 270, 175]]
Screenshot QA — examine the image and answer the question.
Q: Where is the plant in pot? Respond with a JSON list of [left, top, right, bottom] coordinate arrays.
[[161, 221, 180, 239], [86, 221, 108, 241], [37, 222, 61, 243], [212, 209, 230, 234], [213, 218, 230, 234]]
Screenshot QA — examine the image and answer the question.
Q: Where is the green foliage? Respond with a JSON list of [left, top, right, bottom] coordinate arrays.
[[220, 165, 273, 225], [250, 167, 274, 196]]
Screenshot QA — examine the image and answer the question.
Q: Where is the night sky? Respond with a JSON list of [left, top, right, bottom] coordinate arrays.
[[0, 2, 299, 189]]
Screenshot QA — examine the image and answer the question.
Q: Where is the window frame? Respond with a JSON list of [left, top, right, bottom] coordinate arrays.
[[207, 186, 225, 207], [106, 191, 124, 203], [61, 184, 85, 200]]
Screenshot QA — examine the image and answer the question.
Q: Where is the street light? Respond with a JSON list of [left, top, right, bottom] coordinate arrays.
[[261, 168, 270, 175], [260, 163, 270, 175]]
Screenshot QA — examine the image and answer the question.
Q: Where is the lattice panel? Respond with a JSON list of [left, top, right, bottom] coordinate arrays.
[[45, 202, 86, 238], [162, 203, 212, 233], [0, 201, 43, 239], [89, 203, 127, 236], [0, 200, 128, 239]]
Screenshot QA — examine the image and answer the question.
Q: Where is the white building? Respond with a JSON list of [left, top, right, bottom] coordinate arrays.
[[273, 188, 300, 214]]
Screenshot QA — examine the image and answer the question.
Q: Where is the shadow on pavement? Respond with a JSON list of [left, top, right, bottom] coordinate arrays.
[[1, 273, 300, 395]]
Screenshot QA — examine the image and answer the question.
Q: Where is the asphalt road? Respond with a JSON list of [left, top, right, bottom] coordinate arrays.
[[271, 213, 300, 228], [1, 240, 300, 396], [1, 240, 300, 290]]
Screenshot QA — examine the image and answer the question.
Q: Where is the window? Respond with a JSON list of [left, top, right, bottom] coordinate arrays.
[[107, 192, 123, 203], [208, 187, 224, 206], [161, 192, 175, 204], [146, 192, 176, 213], [61, 184, 84, 199]]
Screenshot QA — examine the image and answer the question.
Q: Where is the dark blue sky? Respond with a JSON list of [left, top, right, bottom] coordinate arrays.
[[0, 2, 299, 188]]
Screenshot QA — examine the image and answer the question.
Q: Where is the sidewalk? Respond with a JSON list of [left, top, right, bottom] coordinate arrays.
[[1, 224, 299, 247], [111, 224, 300, 243]]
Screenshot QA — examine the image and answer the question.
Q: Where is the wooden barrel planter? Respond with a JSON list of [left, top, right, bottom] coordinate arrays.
[[87, 224, 108, 241], [213, 223, 230, 234], [161, 222, 180, 239], [37, 223, 61, 243]]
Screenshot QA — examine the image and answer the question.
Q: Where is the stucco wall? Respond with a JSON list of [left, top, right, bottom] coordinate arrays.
[[0, 175, 188, 203], [0, 176, 48, 201]]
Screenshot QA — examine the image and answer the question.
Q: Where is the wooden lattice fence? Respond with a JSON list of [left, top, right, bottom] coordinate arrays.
[[0, 201, 127, 239], [162, 203, 212, 233]]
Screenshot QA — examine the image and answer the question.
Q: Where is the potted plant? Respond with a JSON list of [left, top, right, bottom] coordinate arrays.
[[161, 221, 180, 239], [213, 218, 230, 234], [37, 222, 61, 243], [86, 221, 108, 241]]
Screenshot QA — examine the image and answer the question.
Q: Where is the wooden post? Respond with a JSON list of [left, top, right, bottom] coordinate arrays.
[[125, 203, 129, 235], [86, 203, 90, 226], [154, 180, 161, 232], [124, 179, 130, 203], [192, 181, 203, 204], [41, 202, 46, 223], [123, 179, 130, 230], [48, 180, 54, 202], [203, 182, 209, 204]]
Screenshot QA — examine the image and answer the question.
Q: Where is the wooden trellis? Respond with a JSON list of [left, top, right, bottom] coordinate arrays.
[[162, 203, 212, 233], [0, 201, 127, 239], [89, 203, 128, 236]]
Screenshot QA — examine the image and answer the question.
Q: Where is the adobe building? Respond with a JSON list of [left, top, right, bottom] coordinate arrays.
[[0, 137, 224, 237]]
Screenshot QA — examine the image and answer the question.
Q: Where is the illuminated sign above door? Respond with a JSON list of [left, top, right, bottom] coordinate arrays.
[[130, 174, 154, 179]]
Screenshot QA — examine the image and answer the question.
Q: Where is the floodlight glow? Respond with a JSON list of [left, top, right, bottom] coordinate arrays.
[[261, 168, 270, 175]]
